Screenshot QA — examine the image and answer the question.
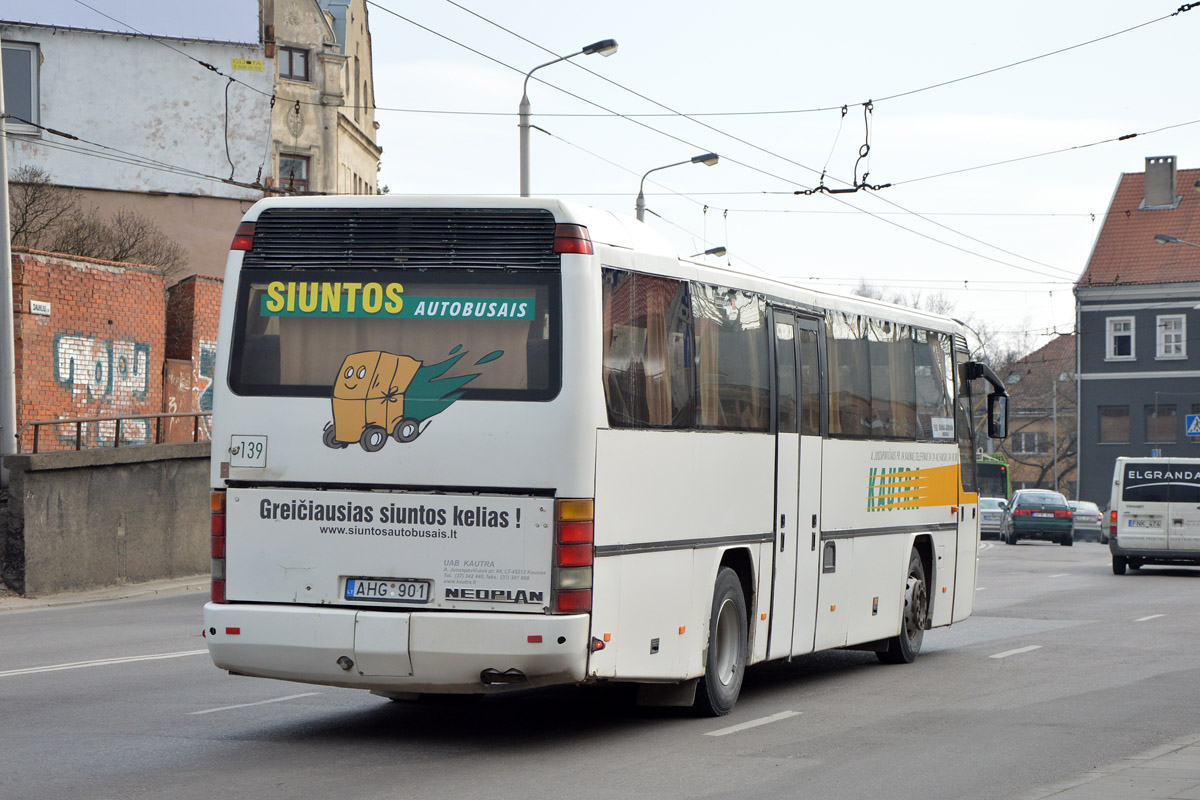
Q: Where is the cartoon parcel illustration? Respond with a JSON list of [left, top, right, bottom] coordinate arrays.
[[322, 346, 505, 452], [325, 351, 422, 451]]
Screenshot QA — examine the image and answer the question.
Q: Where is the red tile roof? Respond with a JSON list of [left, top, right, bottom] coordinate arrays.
[[1003, 334, 1075, 412], [1077, 167, 1200, 288]]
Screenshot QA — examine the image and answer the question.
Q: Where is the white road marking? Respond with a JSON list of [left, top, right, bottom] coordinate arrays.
[[0, 649, 208, 678], [976, 587, 987, 591], [705, 710, 801, 737], [990, 645, 1042, 659], [1049, 573, 1070, 578], [1136, 614, 1166, 622], [189, 692, 321, 715]]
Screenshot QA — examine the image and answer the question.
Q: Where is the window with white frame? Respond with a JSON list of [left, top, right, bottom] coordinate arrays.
[[1010, 431, 1051, 455], [1106, 316, 1135, 360], [1, 42, 39, 132], [1157, 315, 1186, 359]]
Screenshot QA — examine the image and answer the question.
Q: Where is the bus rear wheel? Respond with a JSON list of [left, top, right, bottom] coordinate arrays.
[[878, 548, 927, 665], [694, 567, 747, 717]]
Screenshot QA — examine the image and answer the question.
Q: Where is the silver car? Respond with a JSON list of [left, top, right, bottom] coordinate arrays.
[[980, 497, 1005, 540], [1068, 500, 1103, 542]]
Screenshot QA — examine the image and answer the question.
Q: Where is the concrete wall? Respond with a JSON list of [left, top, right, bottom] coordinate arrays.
[[2, 443, 210, 596]]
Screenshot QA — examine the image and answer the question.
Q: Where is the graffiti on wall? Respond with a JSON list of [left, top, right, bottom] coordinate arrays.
[[52, 333, 153, 445]]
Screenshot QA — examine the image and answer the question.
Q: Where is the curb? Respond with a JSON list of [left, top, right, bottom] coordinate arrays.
[[0, 576, 209, 612]]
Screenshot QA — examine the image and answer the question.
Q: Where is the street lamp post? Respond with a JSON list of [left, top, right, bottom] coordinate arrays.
[[635, 153, 720, 221], [519, 39, 617, 197]]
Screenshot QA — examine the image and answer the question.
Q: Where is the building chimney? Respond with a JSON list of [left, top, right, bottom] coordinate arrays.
[[1144, 155, 1178, 208]]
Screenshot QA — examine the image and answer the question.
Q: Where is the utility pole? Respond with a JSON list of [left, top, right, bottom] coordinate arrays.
[[0, 30, 19, 487]]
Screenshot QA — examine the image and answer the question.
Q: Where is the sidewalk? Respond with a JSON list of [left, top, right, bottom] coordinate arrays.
[[1020, 734, 1200, 800], [0, 575, 208, 612]]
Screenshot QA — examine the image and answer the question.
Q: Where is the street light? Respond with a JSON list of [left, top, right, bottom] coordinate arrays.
[[691, 246, 727, 258], [1154, 233, 1200, 249], [635, 153, 719, 221], [518, 39, 618, 197]]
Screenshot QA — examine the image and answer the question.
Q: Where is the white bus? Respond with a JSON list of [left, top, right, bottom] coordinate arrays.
[[203, 196, 1008, 715]]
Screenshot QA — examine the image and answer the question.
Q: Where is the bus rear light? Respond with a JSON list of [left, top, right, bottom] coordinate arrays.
[[553, 224, 593, 255], [556, 566, 593, 590], [553, 499, 595, 613], [230, 221, 255, 251], [211, 489, 227, 602], [557, 544, 593, 568], [557, 520, 593, 544], [556, 589, 592, 613]]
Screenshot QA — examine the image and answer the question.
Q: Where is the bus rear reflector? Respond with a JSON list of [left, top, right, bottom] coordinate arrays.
[[230, 221, 255, 251], [211, 579, 226, 604], [553, 224, 593, 255]]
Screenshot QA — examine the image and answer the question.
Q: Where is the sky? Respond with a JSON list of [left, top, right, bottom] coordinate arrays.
[[363, 0, 1200, 355], [5, 1, 1197, 356]]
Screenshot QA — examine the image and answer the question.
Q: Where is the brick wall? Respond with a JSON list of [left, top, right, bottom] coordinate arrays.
[[10, 249, 227, 453], [165, 275, 223, 416]]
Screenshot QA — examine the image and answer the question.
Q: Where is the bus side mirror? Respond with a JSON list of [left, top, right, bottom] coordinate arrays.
[[987, 392, 1008, 439]]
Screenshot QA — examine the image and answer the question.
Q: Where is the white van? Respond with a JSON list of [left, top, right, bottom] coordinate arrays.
[[1108, 457, 1200, 574]]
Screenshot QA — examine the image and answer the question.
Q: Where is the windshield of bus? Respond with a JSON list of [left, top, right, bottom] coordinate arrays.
[[228, 267, 561, 401]]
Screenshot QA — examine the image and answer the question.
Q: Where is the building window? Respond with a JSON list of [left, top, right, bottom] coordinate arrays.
[[1146, 404, 1177, 443], [279, 154, 309, 193], [2, 42, 39, 131], [279, 47, 309, 81], [1106, 317, 1135, 360], [1157, 315, 1186, 359], [1099, 406, 1129, 443], [1010, 431, 1051, 455]]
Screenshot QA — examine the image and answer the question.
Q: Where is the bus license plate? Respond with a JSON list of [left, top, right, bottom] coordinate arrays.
[[345, 578, 431, 603]]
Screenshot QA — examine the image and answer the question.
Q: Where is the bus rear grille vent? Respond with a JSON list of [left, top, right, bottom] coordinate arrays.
[[244, 207, 559, 269]]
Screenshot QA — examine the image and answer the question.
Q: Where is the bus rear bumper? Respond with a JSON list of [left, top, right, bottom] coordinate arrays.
[[203, 603, 590, 694]]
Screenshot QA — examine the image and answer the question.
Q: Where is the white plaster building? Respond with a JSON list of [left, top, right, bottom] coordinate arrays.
[[3, 0, 384, 277], [2, 5, 273, 276]]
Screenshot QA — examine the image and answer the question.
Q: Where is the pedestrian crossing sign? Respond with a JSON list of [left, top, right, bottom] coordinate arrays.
[[1188, 414, 1200, 437]]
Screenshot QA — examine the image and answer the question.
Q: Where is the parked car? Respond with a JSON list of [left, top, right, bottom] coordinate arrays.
[[979, 497, 1006, 539], [1068, 500, 1103, 542], [1000, 489, 1074, 546]]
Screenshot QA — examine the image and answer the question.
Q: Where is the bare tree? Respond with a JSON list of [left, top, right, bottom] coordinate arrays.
[[8, 167, 189, 280]]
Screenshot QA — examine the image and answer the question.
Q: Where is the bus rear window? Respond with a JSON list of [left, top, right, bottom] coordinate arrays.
[[229, 268, 560, 400]]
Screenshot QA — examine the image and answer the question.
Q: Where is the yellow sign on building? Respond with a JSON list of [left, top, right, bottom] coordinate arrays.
[[233, 59, 264, 72]]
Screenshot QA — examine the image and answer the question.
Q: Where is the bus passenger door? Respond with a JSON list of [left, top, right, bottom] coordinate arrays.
[[767, 313, 800, 660], [790, 320, 822, 656]]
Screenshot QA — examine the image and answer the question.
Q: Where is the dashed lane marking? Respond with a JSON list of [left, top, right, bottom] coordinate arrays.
[[0, 649, 208, 678], [1136, 614, 1166, 622], [705, 710, 801, 737], [190, 693, 322, 715], [990, 645, 1042, 659]]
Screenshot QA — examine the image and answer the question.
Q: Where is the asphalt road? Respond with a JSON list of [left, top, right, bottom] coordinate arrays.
[[3, 540, 1199, 800]]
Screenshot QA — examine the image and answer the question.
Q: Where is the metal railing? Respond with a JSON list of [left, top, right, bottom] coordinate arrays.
[[17, 411, 212, 454]]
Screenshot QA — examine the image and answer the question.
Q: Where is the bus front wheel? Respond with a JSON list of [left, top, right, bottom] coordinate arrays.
[[878, 548, 928, 665], [694, 567, 747, 717]]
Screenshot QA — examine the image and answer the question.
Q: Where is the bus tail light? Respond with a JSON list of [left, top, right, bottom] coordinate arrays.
[[1110, 509, 1118, 538], [230, 221, 255, 251], [211, 490, 228, 603], [553, 499, 594, 613], [553, 224, 593, 255]]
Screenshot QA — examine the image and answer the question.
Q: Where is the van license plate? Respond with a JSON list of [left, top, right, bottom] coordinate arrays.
[[1126, 519, 1162, 529], [345, 578, 431, 603]]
